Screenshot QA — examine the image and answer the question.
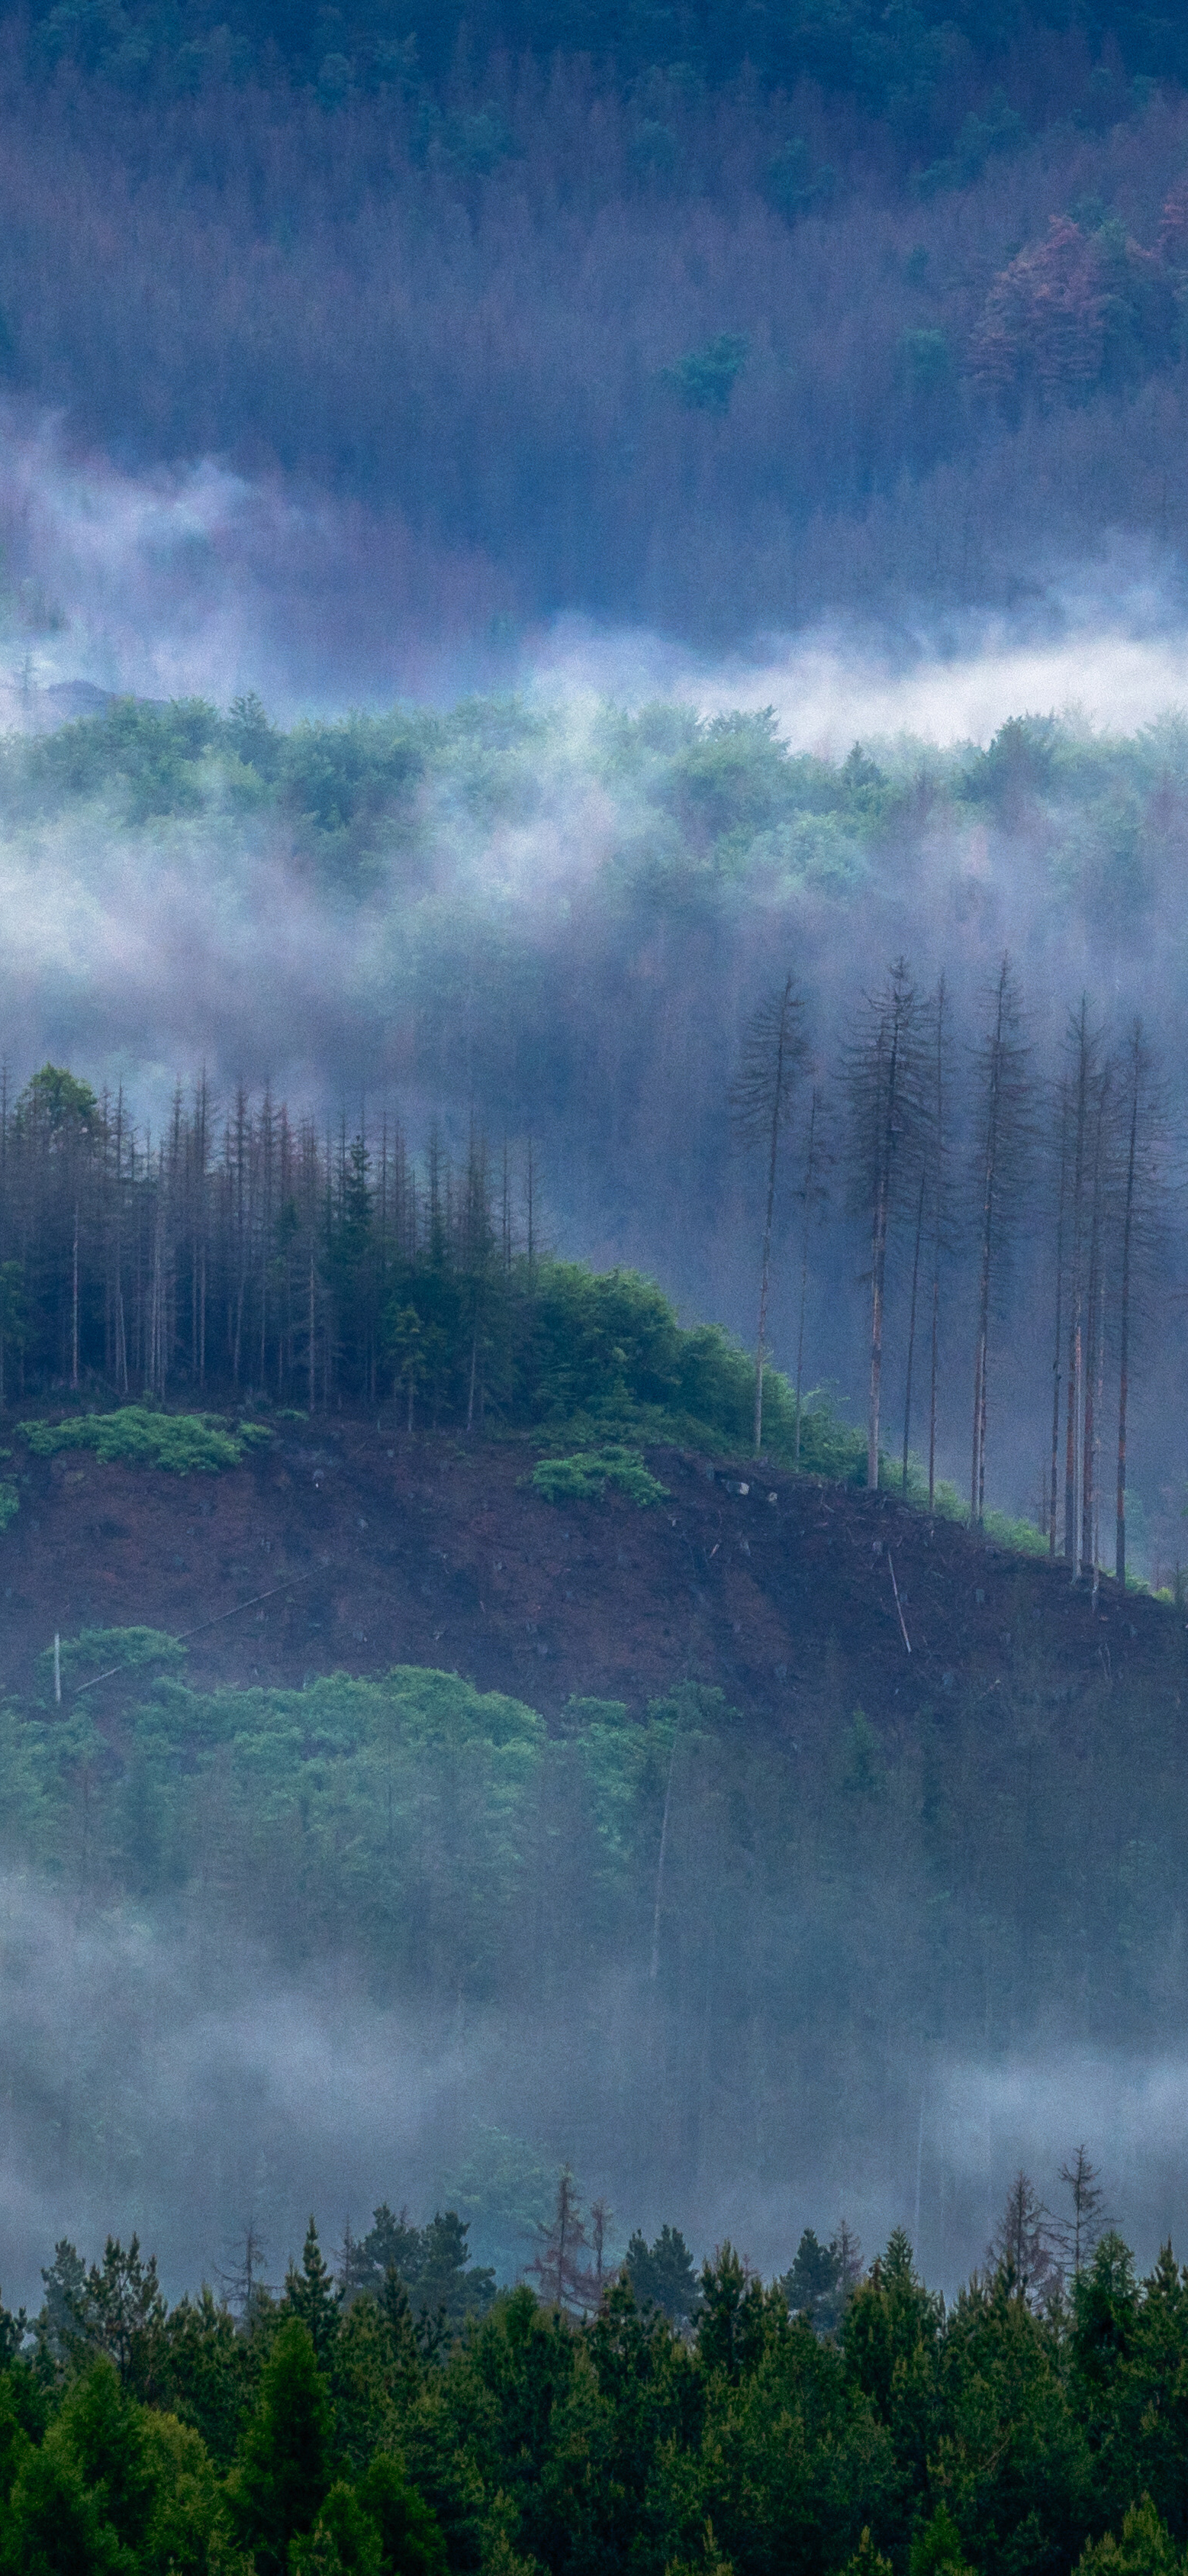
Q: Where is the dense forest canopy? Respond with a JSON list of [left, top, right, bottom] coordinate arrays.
[[13, 0, 1188, 100], [3, 0, 1188, 646], [8, 2184, 1188, 2576]]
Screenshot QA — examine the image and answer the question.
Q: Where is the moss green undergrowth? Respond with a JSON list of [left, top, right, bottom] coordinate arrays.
[[22, 1406, 273, 1472], [529, 1446, 671, 1507]]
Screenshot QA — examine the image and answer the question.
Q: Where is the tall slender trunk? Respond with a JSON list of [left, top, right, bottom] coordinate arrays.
[[1081, 1073, 1109, 1576], [868, 1159, 889, 1492], [1064, 1008, 1090, 1563], [753, 976, 795, 1457], [793, 1088, 820, 1472], [928, 982, 947, 1517], [971, 970, 1007, 1529], [1049, 1094, 1067, 1556], [867, 1006, 903, 1494], [1116, 1035, 1141, 1586], [902, 1163, 926, 1496], [70, 1201, 79, 1391]]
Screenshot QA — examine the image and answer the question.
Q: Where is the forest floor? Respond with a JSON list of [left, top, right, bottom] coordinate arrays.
[[2, 1417, 1185, 1733]]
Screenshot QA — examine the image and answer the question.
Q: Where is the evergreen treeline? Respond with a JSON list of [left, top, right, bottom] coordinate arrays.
[[0, 1058, 860, 1474], [7, 2181, 1188, 2576]]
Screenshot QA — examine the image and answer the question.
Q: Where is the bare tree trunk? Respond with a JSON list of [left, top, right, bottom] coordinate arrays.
[[1064, 1004, 1091, 1565], [902, 1164, 926, 1497], [868, 1156, 889, 1492], [1116, 1026, 1141, 1587], [927, 979, 948, 1517], [1049, 1089, 1067, 1557], [793, 1087, 822, 1472], [1081, 1067, 1111, 1578], [71, 1201, 79, 1391], [739, 975, 802, 1457]]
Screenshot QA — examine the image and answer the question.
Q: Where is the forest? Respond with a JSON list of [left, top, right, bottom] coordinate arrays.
[[5, 2175, 1188, 2576], [0, 685, 1183, 1567], [3, 0, 1188, 643]]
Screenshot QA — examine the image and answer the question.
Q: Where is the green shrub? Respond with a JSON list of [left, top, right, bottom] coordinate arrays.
[[0, 1479, 17, 1531], [23, 1407, 272, 1472], [530, 1446, 669, 1507]]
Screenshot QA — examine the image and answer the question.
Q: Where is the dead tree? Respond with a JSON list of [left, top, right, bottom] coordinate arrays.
[[845, 959, 924, 1491], [968, 956, 1033, 1528], [793, 1082, 829, 1469], [1080, 1060, 1114, 1579], [1054, 2147, 1109, 2280], [526, 2168, 600, 2313], [1061, 1001, 1102, 1568], [1115, 1022, 1168, 1588], [1048, 1081, 1070, 1557], [987, 2171, 1059, 2306], [731, 974, 809, 1455], [913, 975, 954, 1513]]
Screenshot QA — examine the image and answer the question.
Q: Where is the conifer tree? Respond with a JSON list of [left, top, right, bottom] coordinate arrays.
[[229, 2316, 336, 2576], [284, 2220, 340, 2364]]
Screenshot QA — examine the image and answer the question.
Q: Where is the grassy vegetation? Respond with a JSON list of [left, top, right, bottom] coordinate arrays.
[[528, 1447, 671, 1507], [21, 1407, 273, 1472]]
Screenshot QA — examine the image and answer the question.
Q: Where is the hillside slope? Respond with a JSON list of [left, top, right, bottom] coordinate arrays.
[[3, 1417, 1181, 1729]]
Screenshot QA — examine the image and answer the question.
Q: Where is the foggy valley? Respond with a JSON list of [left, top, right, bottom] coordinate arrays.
[[3, 3, 1188, 2568]]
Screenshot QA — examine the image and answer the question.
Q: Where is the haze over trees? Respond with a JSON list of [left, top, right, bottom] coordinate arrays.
[[2, 3, 1188, 640]]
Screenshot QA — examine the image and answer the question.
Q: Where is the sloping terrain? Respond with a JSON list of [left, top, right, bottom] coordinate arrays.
[[2, 1417, 1182, 1732]]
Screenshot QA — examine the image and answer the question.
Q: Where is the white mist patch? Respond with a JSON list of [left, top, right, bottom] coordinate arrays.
[[0, 1868, 510, 2313], [0, 406, 513, 717], [531, 607, 1188, 756], [931, 2049, 1188, 2279]]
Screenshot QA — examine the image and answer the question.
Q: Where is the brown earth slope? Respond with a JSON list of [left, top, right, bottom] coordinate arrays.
[[2, 1419, 1185, 1730]]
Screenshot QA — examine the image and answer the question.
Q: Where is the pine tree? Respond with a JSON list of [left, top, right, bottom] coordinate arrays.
[[284, 2220, 341, 2363], [229, 2316, 336, 2576]]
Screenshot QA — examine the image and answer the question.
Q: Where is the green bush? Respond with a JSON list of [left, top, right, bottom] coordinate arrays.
[[0, 1479, 17, 1532], [530, 1447, 670, 1507], [23, 1407, 271, 1473]]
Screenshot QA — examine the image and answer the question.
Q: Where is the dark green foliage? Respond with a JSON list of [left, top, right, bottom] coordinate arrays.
[[24, 1408, 270, 1471], [624, 2226, 699, 2323], [356, 2455, 446, 2576], [781, 2227, 843, 2328], [530, 1446, 669, 1507], [14, 2213, 1188, 2576], [362, 2212, 494, 2328], [284, 2223, 341, 2368], [228, 2316, 336, 2574], [63, 2239, 167, 2397]]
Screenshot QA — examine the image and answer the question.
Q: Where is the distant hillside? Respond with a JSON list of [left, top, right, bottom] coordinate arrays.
[[2, 11, 1188, 637]]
